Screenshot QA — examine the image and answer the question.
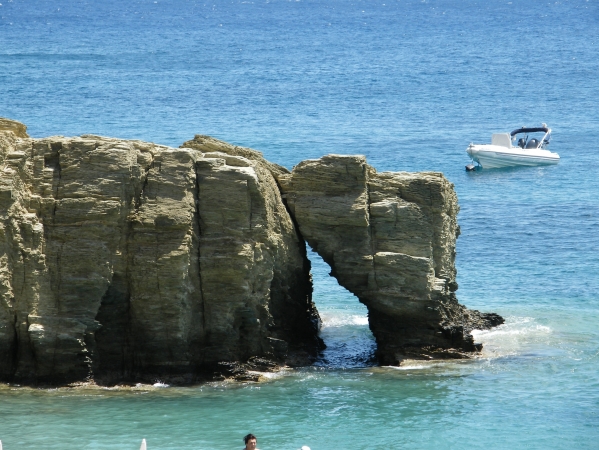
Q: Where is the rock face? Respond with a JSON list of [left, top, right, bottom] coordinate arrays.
[[0, 119, 502, 385], [0, 118, 29, 139], [278, 155, 503, 364], [0, 120, 320, 385]]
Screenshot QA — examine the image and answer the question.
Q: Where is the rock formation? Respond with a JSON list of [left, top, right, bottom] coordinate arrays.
[[277, 155, 503, 364], [0, 120, 320, 385], [0, 119, 502, 386]]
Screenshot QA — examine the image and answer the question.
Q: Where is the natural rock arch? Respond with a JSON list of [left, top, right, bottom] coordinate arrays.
[[0, 119, 502, 386], [183, 138, 504, 366]]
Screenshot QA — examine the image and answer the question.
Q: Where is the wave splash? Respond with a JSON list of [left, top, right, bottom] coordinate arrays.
[[315, 311, 376, 368], [320, 313, 369, 328], [472, 316, 552, 359]]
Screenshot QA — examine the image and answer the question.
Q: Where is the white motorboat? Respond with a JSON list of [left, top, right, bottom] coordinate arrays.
[[466, 124, 559, 169]]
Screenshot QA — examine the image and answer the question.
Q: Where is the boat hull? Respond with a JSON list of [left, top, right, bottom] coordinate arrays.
[[467, 145, 560, 169]]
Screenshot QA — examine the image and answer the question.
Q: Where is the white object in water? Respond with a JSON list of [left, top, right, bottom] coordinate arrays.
[[466, 124, 559, 169], [140, 438, 147, 450], [301, 447, 311, 450], [1, 439, 3, 450]]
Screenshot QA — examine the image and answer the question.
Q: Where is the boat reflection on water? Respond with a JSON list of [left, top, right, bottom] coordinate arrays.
[[466, 124, 560, 170]]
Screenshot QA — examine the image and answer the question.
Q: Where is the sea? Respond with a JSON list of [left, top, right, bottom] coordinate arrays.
[[1, 0, 598, 448]]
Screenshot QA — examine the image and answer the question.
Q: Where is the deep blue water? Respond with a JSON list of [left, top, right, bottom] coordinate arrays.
[[1, 0, 599, 448]]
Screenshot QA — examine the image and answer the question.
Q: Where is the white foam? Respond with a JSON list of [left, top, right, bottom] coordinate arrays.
[[386, 363, 429, 371], [247, 369, 288, 380], [320, 313, 369, 328], [472, 316, 552, 358], [131, 382, 169, 390]]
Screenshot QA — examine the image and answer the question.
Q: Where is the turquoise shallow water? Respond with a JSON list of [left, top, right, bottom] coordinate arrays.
[[1, 0, 599, 448]]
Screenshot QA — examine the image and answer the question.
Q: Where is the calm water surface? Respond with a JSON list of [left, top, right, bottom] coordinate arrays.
[[1, 0, 598, 448]]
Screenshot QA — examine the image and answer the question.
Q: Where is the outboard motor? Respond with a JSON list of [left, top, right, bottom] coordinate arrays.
[[525, 138, 539, 149]]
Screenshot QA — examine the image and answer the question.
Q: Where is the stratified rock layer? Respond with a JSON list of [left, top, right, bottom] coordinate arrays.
[[278, 155, 502, 364], [0, 119, 502, 385], [0, 121, 320, 385]]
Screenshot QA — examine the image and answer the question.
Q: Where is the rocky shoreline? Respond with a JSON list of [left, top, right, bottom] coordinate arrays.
[[0, 118, 503, 386]]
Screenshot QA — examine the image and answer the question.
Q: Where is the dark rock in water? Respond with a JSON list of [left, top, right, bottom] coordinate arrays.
[[0, 120, 502, 386]]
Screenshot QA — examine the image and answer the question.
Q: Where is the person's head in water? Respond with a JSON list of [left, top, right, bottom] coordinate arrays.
[[243, 434, 258, 450]]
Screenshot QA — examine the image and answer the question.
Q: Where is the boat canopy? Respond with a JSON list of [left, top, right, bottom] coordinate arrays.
[[510, 126, 550, 136]]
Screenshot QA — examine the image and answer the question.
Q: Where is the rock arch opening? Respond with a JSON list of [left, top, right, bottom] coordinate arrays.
[[307, 247, 376, 368]]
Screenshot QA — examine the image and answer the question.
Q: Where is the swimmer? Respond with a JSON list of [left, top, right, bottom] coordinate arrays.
[[243, 433, 259, 450]]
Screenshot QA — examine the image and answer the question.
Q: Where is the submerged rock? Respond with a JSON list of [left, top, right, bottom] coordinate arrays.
[[0, 120, 502, 386]]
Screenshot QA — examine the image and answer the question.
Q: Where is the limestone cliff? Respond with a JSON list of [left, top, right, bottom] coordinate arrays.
[[277, 155, 503, 364], [0, 120, 320, 385], [0, 119, 502, 385], [0, 118, 29, 139]]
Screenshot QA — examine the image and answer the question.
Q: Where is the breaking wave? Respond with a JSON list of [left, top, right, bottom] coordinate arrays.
[[472, 316, 552, 359], [320, 313, 369, 328]]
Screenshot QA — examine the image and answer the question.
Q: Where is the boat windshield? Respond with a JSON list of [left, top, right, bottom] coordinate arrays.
[[510, 127, 551, 149]]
